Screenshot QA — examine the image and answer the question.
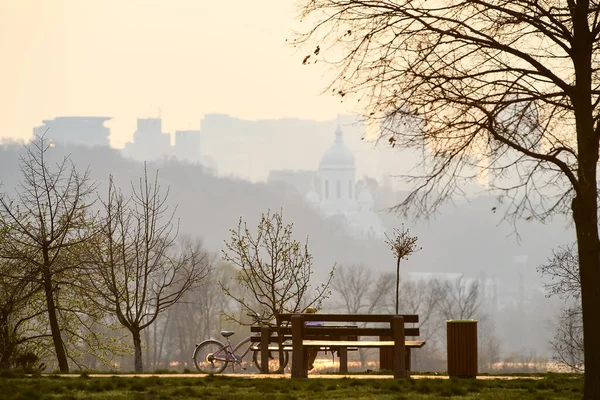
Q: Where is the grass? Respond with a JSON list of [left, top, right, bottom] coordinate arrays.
[[0, 372, 584, 399]]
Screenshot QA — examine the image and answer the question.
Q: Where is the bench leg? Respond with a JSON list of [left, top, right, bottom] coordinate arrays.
[[339, 336, 348, 374], [392, 316, 408, 379], [291, 315, 306, 378], [405, 348, 411, 373], [260, 327, 270, 374], [379, 336, 393, 371]]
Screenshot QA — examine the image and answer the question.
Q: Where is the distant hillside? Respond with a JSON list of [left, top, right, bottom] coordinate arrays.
[[0, 143, 574, 291]]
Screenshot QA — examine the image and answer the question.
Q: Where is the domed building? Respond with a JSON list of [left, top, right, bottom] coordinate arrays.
[[305, 125, 387, 241]]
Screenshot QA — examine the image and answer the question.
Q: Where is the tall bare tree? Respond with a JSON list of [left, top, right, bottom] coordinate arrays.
[[298, 1, 600, 395], [0, 135, 96, 372], [221, 210, 334, 372], [83, 169, 209, 372]]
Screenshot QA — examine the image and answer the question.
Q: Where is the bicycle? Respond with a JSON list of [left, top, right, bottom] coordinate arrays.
[[192, 314, 290, 374]]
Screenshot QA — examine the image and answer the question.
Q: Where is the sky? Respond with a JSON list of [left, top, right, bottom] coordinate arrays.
[[0, 0, 349, 148]]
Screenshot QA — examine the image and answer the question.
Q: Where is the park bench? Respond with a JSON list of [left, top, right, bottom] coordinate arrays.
[[251, 313, 424, 378], [249, 324, 360, 373]]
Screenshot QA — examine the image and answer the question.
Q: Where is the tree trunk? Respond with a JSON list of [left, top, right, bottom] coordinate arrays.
[[572, 4, 600, 396], [0, 312, 13, 368], [144, 328, 150, 372], [275, 314, 285, 374], [573, 191, 600, 399], [43, 271, 69, 372], [395, 258, 401, 314], [132, 328, 143, 373]]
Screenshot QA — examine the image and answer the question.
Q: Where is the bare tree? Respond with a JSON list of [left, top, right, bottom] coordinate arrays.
[[384, 225, 419, 314], [149, 258, 232, 371], [478, 314, 502, 372], [332, 265, 393, 367], [83, 169, 209, 372], [539, 244, 581, 301], [539, 244, 584, 371], [396, 279, 445, 339], [0, 135, 96, 372], [332, 264, 391, 314], [551, 304, 584, 372], [392, 278, 448, 371], [438, 276, 481, 321], [221, 210, 334, 372], [297, 1, 600, 395]]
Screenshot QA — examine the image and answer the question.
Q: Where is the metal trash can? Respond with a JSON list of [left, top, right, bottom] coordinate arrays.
[[447, 320, 478, 378]]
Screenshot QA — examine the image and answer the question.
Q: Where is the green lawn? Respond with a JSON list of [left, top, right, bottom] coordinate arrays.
[[0, 372, 584, 400]]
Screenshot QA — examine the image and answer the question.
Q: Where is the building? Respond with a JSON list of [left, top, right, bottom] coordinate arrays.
[[33, 116, 111, 147], [293, 125, 387, 241], [173, 130, 201, 163], [122, 118, 171, 162]]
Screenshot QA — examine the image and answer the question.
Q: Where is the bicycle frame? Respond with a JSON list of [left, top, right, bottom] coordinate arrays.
[[205, 335, 255, 365]]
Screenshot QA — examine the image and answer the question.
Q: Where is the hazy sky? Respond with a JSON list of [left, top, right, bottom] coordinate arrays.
[[0, 0, 348, 148]]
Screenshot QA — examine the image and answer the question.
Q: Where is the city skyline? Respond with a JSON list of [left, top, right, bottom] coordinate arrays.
[[0, 0, 349, 148]]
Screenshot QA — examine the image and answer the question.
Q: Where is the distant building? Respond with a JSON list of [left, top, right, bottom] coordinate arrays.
[[33, 116, 111, 147], [272, 125, 387, 241], [173, 130, 201, 163], [122, 118, 171, 162], [121, 119, 215, 174]]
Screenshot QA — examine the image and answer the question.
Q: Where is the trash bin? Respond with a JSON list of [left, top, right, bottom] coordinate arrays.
[[447, 320, 478, 378]]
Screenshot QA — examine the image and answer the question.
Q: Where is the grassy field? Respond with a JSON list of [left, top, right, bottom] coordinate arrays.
[[0, 372, 583, 400]]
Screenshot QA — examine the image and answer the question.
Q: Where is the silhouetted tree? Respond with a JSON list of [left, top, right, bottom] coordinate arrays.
[[83, 169, 209, 372], [298, 1, 600, 395]]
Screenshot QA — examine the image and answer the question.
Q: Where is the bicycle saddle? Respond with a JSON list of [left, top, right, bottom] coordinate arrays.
[[220, 331, 235, 338]]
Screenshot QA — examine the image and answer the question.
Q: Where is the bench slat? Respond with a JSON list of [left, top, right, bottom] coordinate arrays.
[[250, 327, 420, 337], [250, 340, 425, 351], [279, 314, 419, 323], [302, 340, 425, 348], [305, 327, 420, 337], [250, 345, 361, 351]]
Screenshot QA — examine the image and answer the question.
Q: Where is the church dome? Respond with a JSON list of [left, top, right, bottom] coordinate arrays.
[[319, 126, 355, 170]]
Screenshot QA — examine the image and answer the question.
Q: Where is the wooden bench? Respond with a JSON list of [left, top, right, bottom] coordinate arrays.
[[249, 325, 360, 374], [278, 313, 425, 378]]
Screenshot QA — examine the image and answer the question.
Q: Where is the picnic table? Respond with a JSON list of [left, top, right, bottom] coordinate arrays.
[[251, 313, 425, 378]]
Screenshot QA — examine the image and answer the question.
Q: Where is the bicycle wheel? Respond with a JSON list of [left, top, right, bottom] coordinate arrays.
[[252, 344, 289, 373], [193, 340, 228, 373]]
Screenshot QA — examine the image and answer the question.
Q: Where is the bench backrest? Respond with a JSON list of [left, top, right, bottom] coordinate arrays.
[[251, 314, 420, 341], [278, 313, 419, 324]]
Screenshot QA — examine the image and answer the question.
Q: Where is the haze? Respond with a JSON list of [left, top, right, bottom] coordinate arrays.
[[0, 0, 577, 373], [0, 0, 345, 147]]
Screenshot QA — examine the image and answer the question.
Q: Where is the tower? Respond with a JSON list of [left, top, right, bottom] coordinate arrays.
[[318, 125, 356, 216]]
